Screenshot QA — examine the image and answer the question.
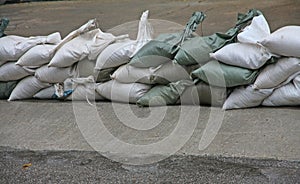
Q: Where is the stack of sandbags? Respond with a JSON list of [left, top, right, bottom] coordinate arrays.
[[215, 15, 300, 109], [95, 10, 154, 103], [136, 9, 261, 107]]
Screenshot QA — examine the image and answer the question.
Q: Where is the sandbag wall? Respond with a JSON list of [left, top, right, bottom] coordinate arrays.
[[0, 9, 299, 110]]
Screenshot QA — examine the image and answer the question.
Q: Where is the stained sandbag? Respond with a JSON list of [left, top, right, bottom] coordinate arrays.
[[8, 76, 50, 101], [96, 80, 151, 103], [210, 43, 272, 69], [259, 26, 300, 57], [0, 62, 33, 81], [111, 62, 192, 84], [237, 14, 270, 44], [0, 32, 61, 65], [253, 57, 300, 89], [95, 10, 153, 70], [49, 29, 128, 67], [179, 82, 227, 106], [0, 80, 18, 99], [95, 67, 117, 83], [35, 64, 78, 83], [16, 44, 56, 67], [223, 85, 273, 110], [174, 9, 262, 66], [262, 75, 300, 106], [137, 80, 193, 106], [129, 11, 206, 68], [191, 60, 259, 87]]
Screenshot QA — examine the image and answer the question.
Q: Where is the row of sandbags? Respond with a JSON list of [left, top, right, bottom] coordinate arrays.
[[0, 9, 300, 110]]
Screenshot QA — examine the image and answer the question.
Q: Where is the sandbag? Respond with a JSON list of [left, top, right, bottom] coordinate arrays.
[[259, 26, 300, 57], [174, 9, 262, 66], [95, 10, 153, 70], [253, 57, 300, 89], [191, 60, 259, 87], [8, 76, 50, 101], [49, 29, 128, 67], [0, 17, 9, 38], [179, 82, 227, 106], [16, 44, 56, 67], [0, 32, 61, 65], [77, 58, 97, 78], [0, 80, 18, 99], [210, 43, 272, 69], [237, 14, 270, 44], [35, 64, 78, 83], [95, 67, 117, 83], [0, 62, 33, 81], [96, 80, 151, 103], [129, 11, 206, 68], [136, 80, 193, 106], [111, 62, 192, 84], [223, 85, 273, 110], [262, 75, 300, 106]]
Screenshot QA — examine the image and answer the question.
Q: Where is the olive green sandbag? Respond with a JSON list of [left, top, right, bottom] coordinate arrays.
[[191, 60, 259, 87], [137, 80, 193, 106], [95, 67, 117, 83], [0, 18, 9, 38], [179, 82, 228, 106], [0, 80, 18, 99], [129, 12, 206, 68], [174, 9, 263, 66]]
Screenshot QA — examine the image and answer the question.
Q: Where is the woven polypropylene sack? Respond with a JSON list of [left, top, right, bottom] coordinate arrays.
[[8, 76, 50, 101], [0, 80, 18, 99], [253, 57, 300, 89], [223, 85, 273, 110], [210, 43, 272, 70], [0, 32, 61, 65], [191, 60, 259, 87], [0, 62, 33, 81], [259, 26, 300, 57], [16, 44, 56, 67], [96, 80, 151, 103], [179, 82, 227, 106], [262, 75, 300, 106], [35, 64, 78, 83]]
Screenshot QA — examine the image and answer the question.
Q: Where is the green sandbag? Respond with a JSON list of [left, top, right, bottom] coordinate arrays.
[[180, 82, 228, 106], [137, 80, 193, 106], [0, 80, 18, 99], [174, 9, 262, 66], [0, 18, 9, 38], [129, 11, 206, 68], [95, 67, 117, 82], [191, 60, 259, 87]]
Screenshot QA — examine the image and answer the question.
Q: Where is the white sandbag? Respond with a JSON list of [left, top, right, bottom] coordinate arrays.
[[77, 58, 97, 78], [0, 32, 61, 65], [35, 64, 78, 83], [111, 62, 191, 84], [262, 75, 300, 106], [65, 76, 104, 101], [96, 80, 151, 103], [95, 10, 153, 70], [16, 44, 56, 67], [222, 85, 273, 110], [0, 62, 34, 81], [95, 40, 135, 70], [210, 43, 272, 69], [237, 15, 270, 44], [49, 28, 128, 67], [253, 57, 300, 89], [259, 26, 300, 57], [33, 85, 56, 99], [8, 76, 50, 101], [54, 19, 97, 52]]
